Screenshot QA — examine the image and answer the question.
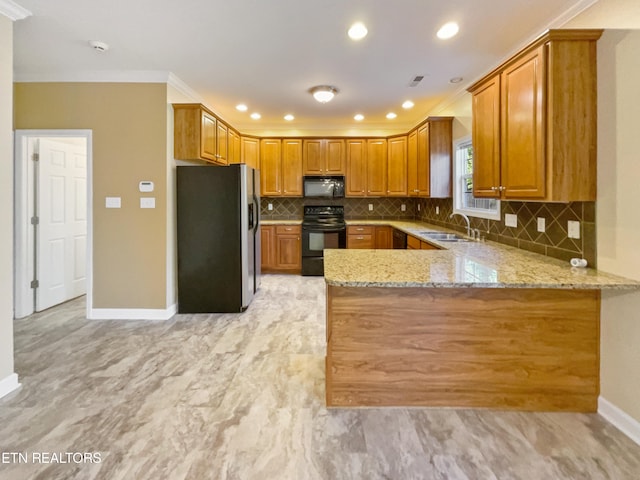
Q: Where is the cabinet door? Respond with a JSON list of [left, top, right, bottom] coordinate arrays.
[[471, 75, 501, 198], [216, 122, 228, 165], [228, 130, 241, 164], [261, 226, 275, 270], [416, 124, 431, 196], [276, 234, 301, 270], [366, 139, 387, 196], [387, 136, 408, 196], [345, 139, 367, 196], [325, 139, 345, 174], [241, 137, 260, 169], [260, 139, 282, 196], [200, 111, 217, 162], [500, 46, 545, 199], [407, 129, 418, 196], [375, 226, 392, 249], [303, 139, 324, 175], [282, 139, 303, 196]]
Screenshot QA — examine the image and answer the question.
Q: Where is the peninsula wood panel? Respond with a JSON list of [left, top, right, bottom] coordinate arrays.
[[326, 286, 600, 411]]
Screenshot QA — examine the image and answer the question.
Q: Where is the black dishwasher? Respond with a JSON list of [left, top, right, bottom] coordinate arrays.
[[392, 229, 407, 249]]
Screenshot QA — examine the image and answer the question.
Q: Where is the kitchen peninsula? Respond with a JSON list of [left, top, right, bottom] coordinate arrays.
[[323, 225, 639, 412]]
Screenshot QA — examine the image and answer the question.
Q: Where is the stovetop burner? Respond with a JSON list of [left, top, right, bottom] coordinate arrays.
[[302, 205, 345, 228]]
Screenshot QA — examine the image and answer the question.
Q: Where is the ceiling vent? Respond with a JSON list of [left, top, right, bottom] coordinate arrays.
[[408, 75, 424, 87]]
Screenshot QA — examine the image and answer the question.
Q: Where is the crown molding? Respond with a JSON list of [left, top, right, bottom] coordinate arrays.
[[0, 0, 32, 21], [13, 70, 172, 83], [167, 72, 204, 103]]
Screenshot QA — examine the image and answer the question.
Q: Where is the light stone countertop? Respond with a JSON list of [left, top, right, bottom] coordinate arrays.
[[325, 220, 640, 290], [261, 219, 302, 225]]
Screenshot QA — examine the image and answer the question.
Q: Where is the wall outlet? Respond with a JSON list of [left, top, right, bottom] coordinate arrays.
[[401, 204, 406, 212], [505, 213, 518, 228], [537, 217, 546, 233], [140, 197, 156, 209], [368, 204, 373, 211], [417, 204, 421, 212], [105, 196, 121, 209], [268, 203, 273, 211], [436, 206, 440, 215], [568, 220, 580, 239]]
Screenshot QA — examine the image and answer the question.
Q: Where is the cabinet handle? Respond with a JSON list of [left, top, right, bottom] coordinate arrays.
[[499, 186, 506, 192], [491, 186, 497, 191], [357, 236, 364, 240], [356, 228, 364, 231]]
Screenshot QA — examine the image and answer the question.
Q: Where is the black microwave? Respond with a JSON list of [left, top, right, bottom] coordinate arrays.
[[303, 176, 345, 198]]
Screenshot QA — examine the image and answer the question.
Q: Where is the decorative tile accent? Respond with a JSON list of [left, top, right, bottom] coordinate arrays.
[[416, 198, 597, 267], [260, 197, 416, 220]]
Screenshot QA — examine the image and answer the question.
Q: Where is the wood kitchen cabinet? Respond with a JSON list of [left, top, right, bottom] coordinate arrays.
[[241, 136, 260, 169], [366, 139, 387, 196], [345, 139, 367, 196], [261, 225, 301, 273], [387, 135, 408, 196], [347, 225, 375, 249], [228, 129, 241, 164], [375, 226, 392, 249], [281, 139, 303, 196], [216, 121, 228, 165], [407, 118, 453, 198], [260, 139, 282, 196], [468, 29, 602, 202], [303, 139, 345, 175], [173, 104, 223, 164]]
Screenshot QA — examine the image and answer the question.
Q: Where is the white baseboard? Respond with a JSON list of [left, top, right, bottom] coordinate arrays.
[[88, 303, 176, 321], [598, 396, 640, 446], [0, 373, 21, 400]]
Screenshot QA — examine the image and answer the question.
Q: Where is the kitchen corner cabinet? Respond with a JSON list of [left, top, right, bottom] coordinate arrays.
[[241, 136, 260, 169], [468, 29, 602, 202], [261, 225, 301, 273], [407, 117, 453, 198], [260, 139, 303, 197], [387, 136, 408, 196], [173, 104, 222, 164], [303, 139, 345, 175]]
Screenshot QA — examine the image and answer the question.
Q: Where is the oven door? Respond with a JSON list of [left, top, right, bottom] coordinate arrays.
[[302, 227, 346, 258]]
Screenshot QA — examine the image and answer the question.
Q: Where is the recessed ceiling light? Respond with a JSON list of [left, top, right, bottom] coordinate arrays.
[[449, 77, 463, 84], [402, 100, 414, 109], [386, 112, 397, 120], [284, 114, 294, 121], [236, 104, 248, 112], [354, 114, 364, 121], [309, 85, 338, 103], [348, 22, 368, 41], [88, 40, 109, 52], [250, 113, 261, 120], [437, 22, 459, 40]]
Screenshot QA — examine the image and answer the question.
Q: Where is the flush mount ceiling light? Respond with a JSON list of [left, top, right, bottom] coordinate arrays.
[[449, 77, 464, 84], [309, 85, 338, 103], [437, 22, 459, 39], [284, 114, 295, 121], [348, 22, 368, 40], [250, 112, 261, 120], [236, 104, 248, 112], [88, 40, 109, 52], [402, 100, 414, 109], [354, 114, 364, 121]]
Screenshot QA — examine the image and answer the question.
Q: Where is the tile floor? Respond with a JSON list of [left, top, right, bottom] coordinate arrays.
[[1, 274, 639, 479]]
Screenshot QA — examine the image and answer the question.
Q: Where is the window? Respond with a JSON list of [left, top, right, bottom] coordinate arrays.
[[453, 136, 500, 220]]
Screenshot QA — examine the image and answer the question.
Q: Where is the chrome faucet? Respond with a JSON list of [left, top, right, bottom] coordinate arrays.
[[450, 212, 472, 238]]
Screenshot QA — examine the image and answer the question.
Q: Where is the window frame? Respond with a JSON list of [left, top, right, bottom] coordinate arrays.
[[452, 135, 501, 221]]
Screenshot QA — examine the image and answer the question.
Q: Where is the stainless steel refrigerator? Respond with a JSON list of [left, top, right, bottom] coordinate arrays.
[[176, 164, 260, 313]]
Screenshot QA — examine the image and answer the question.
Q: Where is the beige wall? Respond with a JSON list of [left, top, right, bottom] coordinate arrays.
[[14, 83, 169, 310], [0, 15, 15, 383], [433, 92, 472, 142]]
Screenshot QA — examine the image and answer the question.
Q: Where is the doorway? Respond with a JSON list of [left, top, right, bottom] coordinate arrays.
[[14, 130, 93, 319]]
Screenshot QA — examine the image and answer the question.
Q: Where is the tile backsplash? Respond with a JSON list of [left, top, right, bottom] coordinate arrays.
[[260, 196, 596, 267]]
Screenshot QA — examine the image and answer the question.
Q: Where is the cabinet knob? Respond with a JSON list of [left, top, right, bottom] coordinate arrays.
[[499, 186, 506, 192], [357, 236, 364, 240]]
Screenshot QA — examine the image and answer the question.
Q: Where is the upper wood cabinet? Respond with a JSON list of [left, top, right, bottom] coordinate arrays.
[[260, 139, 282, 196], [303, 139, 345, 175], [228, 129, 241, 164], [259, 138, 303, 197], [468, 29, 602, 202], [345, 139, 367, 196], [407, 118, 453, 198], [174, 104, 221, 164], [216, 121, 228, 165], [387, 135, 408, 196], [367, 139, 387, 196], [241, 136, 260, 169]]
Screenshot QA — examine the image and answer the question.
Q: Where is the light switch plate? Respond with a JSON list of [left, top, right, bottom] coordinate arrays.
[[268, 203, 273, 211], [505, 213, 518, 228], [368, 204, 373, 211], [401, 204, 406, 212], [537, 217, 546, 233], [105, 197, 121, 209], [140, 197, 156, 209], [568, 220, 580, 239], [436, 206, 440, 215]]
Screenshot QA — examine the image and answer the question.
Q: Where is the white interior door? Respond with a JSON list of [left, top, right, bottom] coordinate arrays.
[[36, 138, 87, 311]]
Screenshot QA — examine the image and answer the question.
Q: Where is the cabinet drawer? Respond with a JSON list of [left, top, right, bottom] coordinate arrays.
[[348, 234, 375, 249], [407, 235, 422, 249], [347, 225, 374, 235], [275, 225, 301, 235]]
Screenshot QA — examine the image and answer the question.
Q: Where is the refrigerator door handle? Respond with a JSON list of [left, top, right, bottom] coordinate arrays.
[[248, 203, 254, 230], [252, 193, 260, 233]]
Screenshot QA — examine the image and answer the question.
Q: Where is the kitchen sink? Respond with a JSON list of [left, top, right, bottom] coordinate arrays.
[[419, 231, 471, 242]]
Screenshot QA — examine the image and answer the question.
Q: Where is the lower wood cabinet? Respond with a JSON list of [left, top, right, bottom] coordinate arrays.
[[347, 225, 393, 249], [261, 225, 301, 273], [375, 226, 393, 249], [408, 235, 440, 250]]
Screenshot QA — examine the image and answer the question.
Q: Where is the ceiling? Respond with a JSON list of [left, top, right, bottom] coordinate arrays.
[[11, 0, 597, 135]]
